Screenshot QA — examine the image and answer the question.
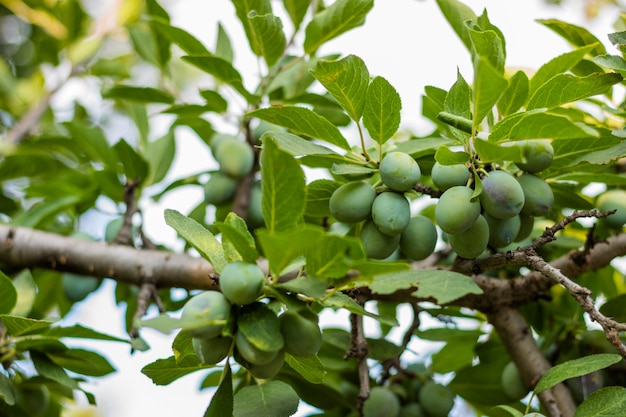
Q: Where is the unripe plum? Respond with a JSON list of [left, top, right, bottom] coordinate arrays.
[[360, 220, 401, 259], [501, 361, 528, 400], [515, 139, 554, 173], [246, 182, 264, 229], [62, 273, 101, 302], [597, 189, 626, 229], [431, 162, 470, 191], [372, 192, 411, 236], [435, 186, 481, 234], [329, 181, 377, 223], [204, 172, 239, 205], [523, 414, 547, 417], [249, 349, 285, 379], [181, 291, 231, 339], [214, 137, 255, 178], [219, 261, 265, 305], [279, 311, 323, 357], [399, 403, 425, 417], [379, 152, 421, 192], [235, 331, 279, 365], [363, 386, 401, 417], [17, 385, 49, 416], [516, 174, 554, 217], [484, 213, 521, 248], [193, 335, 232, 364], [400, 216, 438, 261], [418, 381, 455, 417], [516, 213, 535, 242], [480, 170, 525, 219], [448, 214, 489, 259]]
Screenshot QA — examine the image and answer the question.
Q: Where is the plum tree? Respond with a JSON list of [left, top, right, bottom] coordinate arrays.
[[371, 192, 411, 236], [515, 140, 554, 173], [399, 216, 438, 260], [379, 152, 421, 192], [329, 181, 377, 223], [448, 214, 490, 259], [435, 186, 481, 234], [480, 170, 525, 219], [180, 291, 231, 339], [516, 174, 554, 217], [2, 1, 626, 417], [418, 382, 455, 417], [596, 189, 626, 229], [431, 162, 471, 191], [218, 261, 266, 305], [360, 219, 402, 259]]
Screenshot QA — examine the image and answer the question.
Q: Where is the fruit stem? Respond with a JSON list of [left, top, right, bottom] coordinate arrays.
[[356, 122, 372, 162]]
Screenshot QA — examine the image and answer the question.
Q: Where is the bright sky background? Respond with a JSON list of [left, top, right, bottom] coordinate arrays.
[[57, 1, 621, 416]]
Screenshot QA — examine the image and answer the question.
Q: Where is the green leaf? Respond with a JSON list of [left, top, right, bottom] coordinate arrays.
[[573, 386, 626, 417], [12, 194, 83, 228], [0, 372, 15, 406], [141, 356, 210, 385], [47, 348, 115, 377], [282, 0, 310, 31], [248, 107, 350, 150], [321, 292, 398, 327], [31, 351, 79, 389], [306, 234, 364, 279], [474, 139, 524, 163], [216, 23, 234, 62], [497, 70, 529, 117], [330, 164, 375, 176], [0, 315, 52, 336], [362, 76, 402, 145], [599, 294, 626, 322], [305, 179, 339, 218], [149, 20, 210, 55], [608, 31, 626, 54], [237, 303, 284, 352], [369, 270, 483, 304], [594, 54, 626, 76], [9, 269, 36, 316], [231, 0, 272, 58], [45, 324, 129, 343], [489, 111, 598, 142], [468, 24, 505, 73], [529, 44, 598, 98], [444, 70, 472, 121], [164, 209, 227, 273], [248, 13, 286, 67], [552, 173, 626, 187], [145, 130, 176, 185], [527, 73, 622, 110], [434, 147, 470, 165], [473, 56, 508, 126], [233, 380, 299, 417], [199, 90, 229, 112], [393, 137, 456, 158], [204, 364, 233, 417], [435, 0, 477, 52], [492, 405, 524, 417], [537, 19, 606, 57], [284, 354, 326, 384], [114, 139, 149, 182], [182, 56, 260, 103], [310, 55, 369, 122], [260, 137, 306, 233], [215, 213, 259, 264], [0, 271, 17, 314], [62, 121, 119, 169], [303, 0, 374, 55], [436, 111, 473, 135], [535, 353, 622, 394], [103, 85, 175, 104], [256, 225, 325, 276]]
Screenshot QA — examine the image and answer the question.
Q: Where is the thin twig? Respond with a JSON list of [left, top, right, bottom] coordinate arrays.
[[525, 250, 626, 358]]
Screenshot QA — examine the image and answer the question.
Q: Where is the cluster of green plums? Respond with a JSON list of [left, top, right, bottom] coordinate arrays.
[[435, 139, 555, 258], [180, 261, 322, 378], [362, 365, 455, 417], [330, 151, 437, 260]]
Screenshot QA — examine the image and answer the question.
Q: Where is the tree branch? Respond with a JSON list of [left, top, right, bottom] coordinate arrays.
[[0, 225, 218, 290], [488, 307, 577, 417]]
